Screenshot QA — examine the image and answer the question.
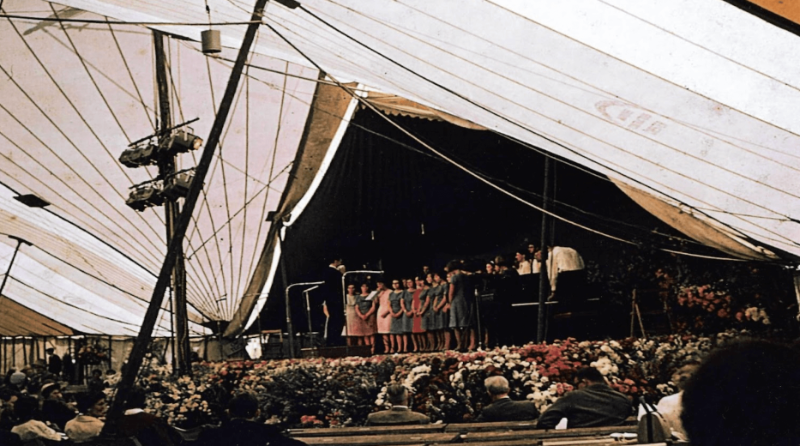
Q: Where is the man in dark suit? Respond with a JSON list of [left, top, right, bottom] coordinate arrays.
[[320, 256, 346, 346], [537, 367, 632, 429], [475, 376, 539, 422], [197, 392, 306, 446], [367, 384, 430, 426]]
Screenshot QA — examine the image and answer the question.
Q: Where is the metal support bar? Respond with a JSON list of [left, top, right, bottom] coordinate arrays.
[[285, 282, 324, 358], [537, 158, 552, 343], [102, 1, 269, 436]]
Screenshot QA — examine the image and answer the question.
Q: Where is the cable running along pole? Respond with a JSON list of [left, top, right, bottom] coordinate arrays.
[[102, 0, 269, 436]]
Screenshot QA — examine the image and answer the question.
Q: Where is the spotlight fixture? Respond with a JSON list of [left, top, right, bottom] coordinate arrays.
[[125, 184, 164, 211], [202, 29, 222, 54], [119, 143, 158, 168], [161, 171, 194, 200], [160, 130, 203, 155]]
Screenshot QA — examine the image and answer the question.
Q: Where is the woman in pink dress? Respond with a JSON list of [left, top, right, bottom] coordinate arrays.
[[375, 280, 394, 353]]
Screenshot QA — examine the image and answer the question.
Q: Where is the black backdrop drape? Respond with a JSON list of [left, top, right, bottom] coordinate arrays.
[[256, 107, 681, 331]]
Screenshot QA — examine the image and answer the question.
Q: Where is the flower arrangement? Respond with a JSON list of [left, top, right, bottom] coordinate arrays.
[[135, 330, 761, 429]]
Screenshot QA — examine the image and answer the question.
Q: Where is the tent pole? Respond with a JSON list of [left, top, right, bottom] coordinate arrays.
[[102, 1, 269, 436], [153, 29, 191, 377], [536, 157, 551, 343]]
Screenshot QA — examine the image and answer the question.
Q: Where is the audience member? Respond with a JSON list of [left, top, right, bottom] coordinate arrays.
[[0, 385, 20, 430], [9, 370, 26, 393], [367, 384, 429, 426], [655, 360, 699, 441], [64, 392, 106, 443], [87, 369, 104, 394], [681, 340, 800, 446], [537, 367, 632, 429], [475, 376, 539, 422], [118, 387, 181, 446], [46, 349, 62, 378], [196, 392, 306, 446], [11, 395, 62, 442], [40, 382, 78, 431]]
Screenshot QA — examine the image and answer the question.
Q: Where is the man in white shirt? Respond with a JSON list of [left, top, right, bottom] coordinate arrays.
[[545, 246, 585, 310]]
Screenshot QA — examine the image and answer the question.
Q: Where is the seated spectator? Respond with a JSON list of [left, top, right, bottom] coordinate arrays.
[[117, 387, 181, 446], [537, 367, 632, 429], [475, 376, 538, 422], [64, 392, 106, 443], [40, 382, 77, 431], [681, 340, 800, 446], [0, 385, 20, 430], [196, 392, 306, 446], [9, 370, 26, 393], [11, 395, 62, 442], [367, 384, 430, 426], [655, 360, 699, 441], [87, 370, 104, 394]]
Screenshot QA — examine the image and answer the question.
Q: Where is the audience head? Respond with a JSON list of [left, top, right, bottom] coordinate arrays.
[[328, 255, 343, 267], [124, 387, 147, 410], [45, 348, 55, 355], [484, 375, 510, 399], [228, 392, 260, 420], [0, 386, 20, 406], [91, 369, 102, 379], [681, 340, 800, 446], [386, 384, 410, 406], [40, 382, 62, 400], [575, 367, 605, 387], [494, 255, 509, 268], [14, 395, 39, 423], [671, 360, 700, 391], [514, 249, 526, 263], [9, 370, 26, 388], [77, 392, 108, 417]]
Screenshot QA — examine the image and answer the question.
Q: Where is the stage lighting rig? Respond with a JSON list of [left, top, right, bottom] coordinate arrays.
[[125, 183, 164, 212], [161, 169, 195, 200], [160, 130, 203, 156], [119, 142, 158, 168]]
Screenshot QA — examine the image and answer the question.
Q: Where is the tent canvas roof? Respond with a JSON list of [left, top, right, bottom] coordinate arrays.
[[1, 0, 799, 336]]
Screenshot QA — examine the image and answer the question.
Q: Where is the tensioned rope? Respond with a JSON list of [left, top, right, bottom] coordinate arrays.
[[161, 39, 222, 312], [291, 5, 800, 251], [201, 46, 712, 251], [392, 0, 800, 165], [263, 21, 750, 263], [3, 17, 169, 257], [160, 45, 228, 314], [0, 104, 163, 267], [302, 5, 800, 213], [0, 229, 211, 322]]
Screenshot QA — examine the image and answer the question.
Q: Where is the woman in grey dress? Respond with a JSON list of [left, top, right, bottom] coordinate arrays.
[[389, 279, 407, 353], [420, 275, 435, 352], [431, 272, 448, 351], [403, 278, 417, 352], [447, 260, 476, 351]]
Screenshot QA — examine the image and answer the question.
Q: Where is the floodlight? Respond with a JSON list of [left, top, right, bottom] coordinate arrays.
[[125, 185, 163, 211], [119, 143, 158, 168], [161, 130, 203, 155], [161, 172, 194, 200], [202, 29, 222, 54]]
